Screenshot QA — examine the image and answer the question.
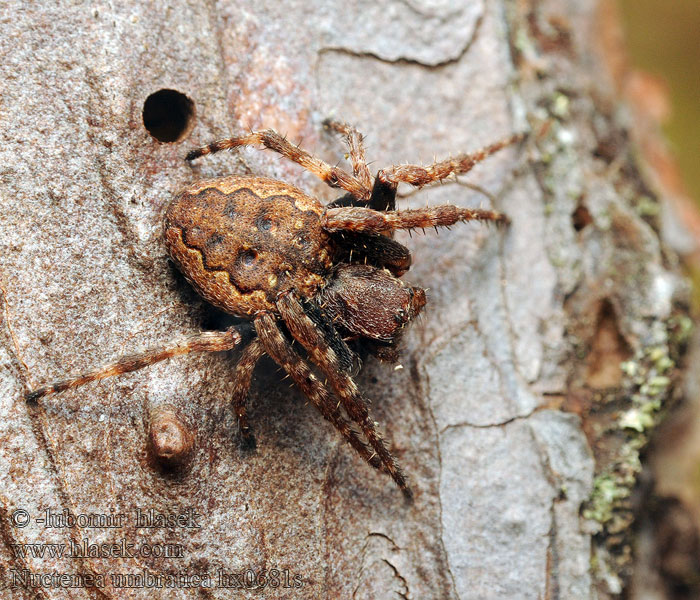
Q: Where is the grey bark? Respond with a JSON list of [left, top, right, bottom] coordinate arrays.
[[0, 1, 685, 599]]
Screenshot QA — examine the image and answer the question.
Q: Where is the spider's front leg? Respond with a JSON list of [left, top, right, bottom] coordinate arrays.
[[360, 131, 524, 215], [186, 129, 370, 200], [376, 132, 524, 189], [324, 120, 399, 212], [323, 120, 373, 191], [322, 204, 509, 234], [329, 230, 412, 276]]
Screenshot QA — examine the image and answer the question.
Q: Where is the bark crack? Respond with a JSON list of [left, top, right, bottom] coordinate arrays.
[[383, 558, 410, 599], [438, 405, 544, 434], [420, 359, 460, 599], [0, 273, 30, 389], [317, 11, 484, 71], [545, 499, 561, 600]]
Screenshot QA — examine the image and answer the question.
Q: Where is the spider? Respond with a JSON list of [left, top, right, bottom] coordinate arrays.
[[26, 121, 521, 498]]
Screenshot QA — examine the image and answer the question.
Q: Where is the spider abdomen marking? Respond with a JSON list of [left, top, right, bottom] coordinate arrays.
[[164, 176, 335, 316]]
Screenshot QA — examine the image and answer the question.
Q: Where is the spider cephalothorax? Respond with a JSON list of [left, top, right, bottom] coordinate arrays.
[[27, 122, 521, 497]]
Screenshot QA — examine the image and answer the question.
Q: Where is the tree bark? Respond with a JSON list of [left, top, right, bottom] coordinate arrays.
[[0, 1, 688, 599]]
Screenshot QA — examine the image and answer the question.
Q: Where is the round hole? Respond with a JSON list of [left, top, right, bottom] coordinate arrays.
[[142, 89, 196, 143]]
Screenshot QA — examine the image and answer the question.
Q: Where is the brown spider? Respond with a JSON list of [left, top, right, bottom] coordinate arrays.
[[26, 121, 521, 498]]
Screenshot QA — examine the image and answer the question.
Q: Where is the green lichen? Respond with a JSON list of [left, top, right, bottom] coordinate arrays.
[[639, 375, 670, 397], [617, 345, 671, 433], [583, 474, 631, 524], [582, 311, 691, 600], [620, 360, 638, 378], [585, 334, 678, 541], [634, 196, 660, 218], [513, 28, 537, 60], [551, 92, 570, 119], [619, 407, 654, 433], [668, 314, 693, 348]]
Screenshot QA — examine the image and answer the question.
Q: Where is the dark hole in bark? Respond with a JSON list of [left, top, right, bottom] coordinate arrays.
[[143, 89, 195, 143], [572, 202, 593, 232]]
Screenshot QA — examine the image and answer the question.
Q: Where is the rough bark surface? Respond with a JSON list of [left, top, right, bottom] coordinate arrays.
[[0, 1, 686, 599]]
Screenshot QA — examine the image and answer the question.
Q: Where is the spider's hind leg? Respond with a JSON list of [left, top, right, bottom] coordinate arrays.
[[230, 338, 265, 449], [323, 204, 509, 234], [26, 328, 242, 402]]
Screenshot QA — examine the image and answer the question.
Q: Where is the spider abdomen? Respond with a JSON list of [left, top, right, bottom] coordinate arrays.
[[164, 175, 334, 316]]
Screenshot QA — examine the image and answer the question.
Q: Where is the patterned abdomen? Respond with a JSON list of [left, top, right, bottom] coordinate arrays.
[[164, 176, 334, 316]]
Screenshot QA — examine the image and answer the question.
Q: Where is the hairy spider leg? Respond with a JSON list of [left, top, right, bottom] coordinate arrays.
[[322, 204, 509, 234], [26, 328, 241, 402], [377, 132, 524, 189], [254, 313, 385, 475], [323, 120, 396, 211], [230, 338, 265, 449], [362, 132, 524, 213], [186, 129, 370, 201], [323, 120, 373, 191], [276, 293, 411, 498]]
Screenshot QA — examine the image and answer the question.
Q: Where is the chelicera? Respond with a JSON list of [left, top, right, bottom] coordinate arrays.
[[27, 121, 521, 497]]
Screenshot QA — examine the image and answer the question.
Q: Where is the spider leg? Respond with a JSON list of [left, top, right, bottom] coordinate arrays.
[[253, 312, 383, 473], [186, 129, 370, 201], [230, 337, 265, 449], [323, 120, 373, 191], [323, 121, 396, 211], [376, 132, 523, 189], [330, 230, 411, 275], [277, 293, 411, 498], [322, 204, 509, 234], [26, 327, 241, 402]]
